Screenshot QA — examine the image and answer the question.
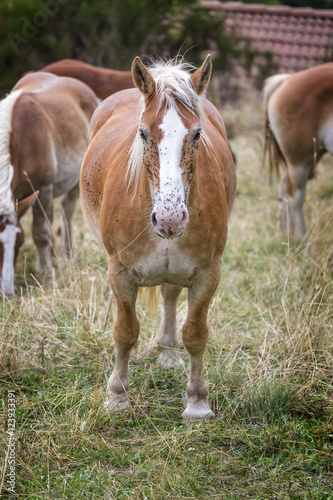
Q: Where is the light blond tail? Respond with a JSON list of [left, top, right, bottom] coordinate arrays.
[[262, 74, 289, 180], [138, 286, 160, 317]]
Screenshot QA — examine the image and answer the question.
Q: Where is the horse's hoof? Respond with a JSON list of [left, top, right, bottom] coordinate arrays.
[[181, 402, 214, 421], [104, 394, 129, 411], [157, 350, 185, 368]]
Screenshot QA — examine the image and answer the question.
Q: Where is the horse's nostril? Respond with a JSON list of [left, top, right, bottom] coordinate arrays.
[[181, 210, 188, 226], [151, 211, 157, 227]]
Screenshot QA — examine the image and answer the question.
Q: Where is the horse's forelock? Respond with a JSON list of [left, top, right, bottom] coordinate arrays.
[[150, 60, 203, 116]]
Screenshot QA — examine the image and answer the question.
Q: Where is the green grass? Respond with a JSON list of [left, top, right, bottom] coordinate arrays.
[[1, 94, 333, 499]]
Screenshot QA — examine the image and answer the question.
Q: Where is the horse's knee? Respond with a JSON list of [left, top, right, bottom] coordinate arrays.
[[113, 313, 140, 351], [113, 330, 139, 352], [32, 224, 51, 244], [182, 320, 208, 355], [33, 230, 53, 273]]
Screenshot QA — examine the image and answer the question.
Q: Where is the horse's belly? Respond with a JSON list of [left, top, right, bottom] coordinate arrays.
[[53, 145, 86, 197], [127, 246, 200, 288]]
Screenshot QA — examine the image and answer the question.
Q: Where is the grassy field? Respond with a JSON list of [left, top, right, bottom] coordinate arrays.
[[1, 93, 333, 499]]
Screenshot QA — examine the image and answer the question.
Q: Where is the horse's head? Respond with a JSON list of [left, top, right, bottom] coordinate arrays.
[[0, 193, 38, 296], [131, 55, 212, 238]]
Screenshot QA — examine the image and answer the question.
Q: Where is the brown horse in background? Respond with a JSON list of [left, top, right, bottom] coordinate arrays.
[[80, 55, 236, 420], [39, 59, 135, 100], [0, 72, 98, 295], [263, 63, 333, 242]]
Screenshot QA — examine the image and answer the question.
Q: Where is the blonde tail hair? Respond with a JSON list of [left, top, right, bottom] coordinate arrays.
[[262, 74, 289, 180], [138, 286, 160, 317]]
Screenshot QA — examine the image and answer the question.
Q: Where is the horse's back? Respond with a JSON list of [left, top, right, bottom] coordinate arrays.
[[270, 63, 333, 111], [39, 59, 134, 99]]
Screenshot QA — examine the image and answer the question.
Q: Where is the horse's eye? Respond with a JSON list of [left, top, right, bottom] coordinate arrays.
[[193, 129, 202, 142], [139, 128, 148, 143]]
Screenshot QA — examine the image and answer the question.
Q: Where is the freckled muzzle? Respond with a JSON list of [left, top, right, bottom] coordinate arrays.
[[151, 204, 189, 238]]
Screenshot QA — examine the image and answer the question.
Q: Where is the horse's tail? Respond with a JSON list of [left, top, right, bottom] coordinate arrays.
[[138, 286, 160, 317], [262, 74, 289, 179], [0, 90, 22, 219]]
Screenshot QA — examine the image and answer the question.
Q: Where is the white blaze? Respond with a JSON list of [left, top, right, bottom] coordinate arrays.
[[157, 106, 188, 205], [0, 224, 20, 295]]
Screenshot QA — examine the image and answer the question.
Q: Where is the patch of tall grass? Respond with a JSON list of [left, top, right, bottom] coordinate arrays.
[[0, 93, 332, 498]]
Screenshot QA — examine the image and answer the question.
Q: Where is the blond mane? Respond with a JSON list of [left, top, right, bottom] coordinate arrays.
[[0, 90, 22, 221], [127, 59, 208, 191]]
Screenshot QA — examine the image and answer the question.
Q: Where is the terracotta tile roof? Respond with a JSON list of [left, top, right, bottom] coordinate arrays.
[[204, 1, 333, 73]]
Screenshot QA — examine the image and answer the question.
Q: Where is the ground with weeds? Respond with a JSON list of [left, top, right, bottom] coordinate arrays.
[[1, 93, 333, 499]]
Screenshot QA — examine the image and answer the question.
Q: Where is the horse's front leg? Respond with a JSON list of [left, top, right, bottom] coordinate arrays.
[[157, 283, 184, 367], [181, 260, 221, 421], [32, 184, 53, 273], [105, 265, 139, 410]]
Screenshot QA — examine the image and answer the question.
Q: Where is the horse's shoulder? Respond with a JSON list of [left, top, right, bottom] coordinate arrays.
[[90, 88, 141, 138]]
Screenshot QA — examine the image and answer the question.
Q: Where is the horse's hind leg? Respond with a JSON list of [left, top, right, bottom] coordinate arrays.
[[157, 283, 184, 367], [60, 182, 79, 259], [32, 184, 53, 273], [279, 161, 311, 243], [105, 266, 139, 410], [181, 261, 221, 421]]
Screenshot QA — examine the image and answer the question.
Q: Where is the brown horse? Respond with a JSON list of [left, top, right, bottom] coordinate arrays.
[[80, 56, 236, 420], [263, 63, 333, 242], [0, 72, 98, 295], [39, 59, 135, 100]]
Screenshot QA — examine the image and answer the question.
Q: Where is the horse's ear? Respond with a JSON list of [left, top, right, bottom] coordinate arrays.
[[16, 191, 39, 220], [191, 54, 212, 95], [132, 57, 155, 100]]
